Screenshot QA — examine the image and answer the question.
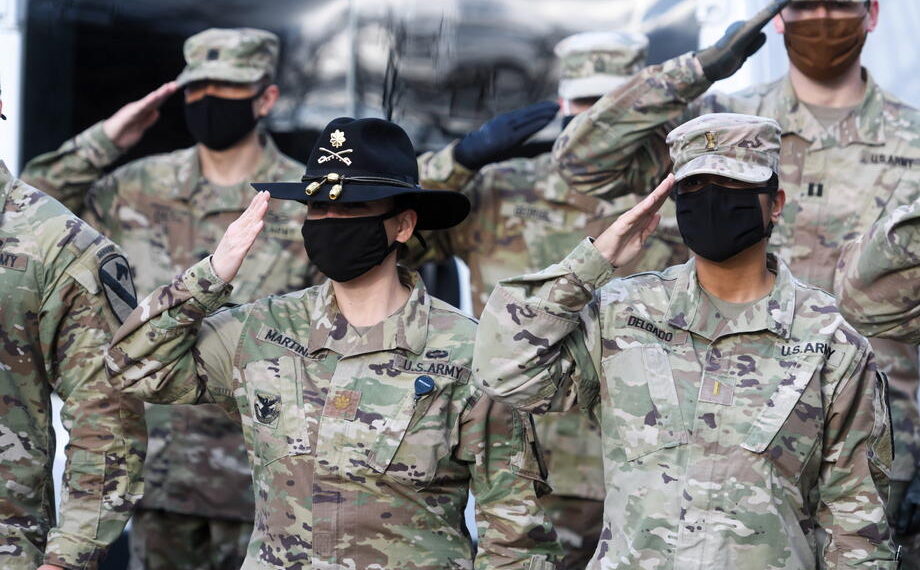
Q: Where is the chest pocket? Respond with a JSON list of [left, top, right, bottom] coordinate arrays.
[[366, 382, 450, 489], [740, 359, 823, 482], [243, 356, 310, 465], [601, 345, 688, 461]]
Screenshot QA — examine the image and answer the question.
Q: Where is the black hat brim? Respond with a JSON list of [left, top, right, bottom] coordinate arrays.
[[251, 181, 471, 231]]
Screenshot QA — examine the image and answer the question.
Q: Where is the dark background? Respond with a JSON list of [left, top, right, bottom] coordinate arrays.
[[22, 0, 699, 170]]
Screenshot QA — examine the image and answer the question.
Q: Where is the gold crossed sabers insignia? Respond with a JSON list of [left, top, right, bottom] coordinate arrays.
[[318, 147, 354, 165]]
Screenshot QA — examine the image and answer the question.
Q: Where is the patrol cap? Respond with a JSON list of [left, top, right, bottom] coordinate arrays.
[[253, 117, 471, 231], [554, 31, 649, 100], [666, 113, 781, 184], [175, 28, 279, 88]]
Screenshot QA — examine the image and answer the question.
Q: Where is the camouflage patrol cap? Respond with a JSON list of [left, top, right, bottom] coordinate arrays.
[[554, 31, 649, 100], [175, 28, 279, 87], [667, 113, 781, 184]]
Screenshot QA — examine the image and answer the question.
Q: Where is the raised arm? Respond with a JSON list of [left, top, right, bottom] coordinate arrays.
[[105, 191, 271, 404], [553, 1, 788, 199], [472, 176, 673, 412], [836, 198, 920, 343], [21, 82, 176, 215]]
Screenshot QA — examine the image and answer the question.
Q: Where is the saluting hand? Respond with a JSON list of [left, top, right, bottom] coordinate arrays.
[[102, 81, 178, 150], [696, 0, 790, 82], [212, 191, 270, 283], [594, 174, 674, 269]]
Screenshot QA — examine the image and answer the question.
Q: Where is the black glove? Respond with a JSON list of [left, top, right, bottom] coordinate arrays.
[[453, 101, 560, 170], [897, 472, 920, 535], [696, 0, 790, 83]]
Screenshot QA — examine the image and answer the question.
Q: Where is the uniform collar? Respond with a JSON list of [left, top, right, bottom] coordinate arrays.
[[307, 267, 430, 358], [665, 254, 795, 340], [776, 69, 886, 148], [176, 130, 284, 206]]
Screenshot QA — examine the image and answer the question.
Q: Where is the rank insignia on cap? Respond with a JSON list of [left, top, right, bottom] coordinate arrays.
[[99, 254, 137, 323], [254, 391, 281, 425], [318, 130, 354, 166], [705, 131, 718, 151], [323, 389, 361, 420], [207, 48, 220, 61]]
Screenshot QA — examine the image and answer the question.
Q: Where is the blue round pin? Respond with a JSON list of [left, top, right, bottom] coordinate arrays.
[[414, 375, 435, 397]]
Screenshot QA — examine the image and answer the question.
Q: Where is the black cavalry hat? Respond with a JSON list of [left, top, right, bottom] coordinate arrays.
[[252, 117, 471, 231]]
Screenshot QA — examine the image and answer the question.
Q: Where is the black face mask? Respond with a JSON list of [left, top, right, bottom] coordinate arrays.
[[184, 94, 259, 151], [301, 210, 402, 282], [675, 183, 776, 262]]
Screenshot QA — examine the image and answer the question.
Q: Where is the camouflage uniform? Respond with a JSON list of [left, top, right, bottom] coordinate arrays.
[[836, 197, 920, 567], [552, 50, 920, 536], [417, 32, 684, 568], [472, 114, 899, 568], [0, 160, 145, 569], [837, 197, 920, 343], [21, 28, 310, 568], [104, 256, 560, 569]]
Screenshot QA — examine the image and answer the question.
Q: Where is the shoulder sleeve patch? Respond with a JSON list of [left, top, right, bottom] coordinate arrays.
[[99, 253, 137, 323]]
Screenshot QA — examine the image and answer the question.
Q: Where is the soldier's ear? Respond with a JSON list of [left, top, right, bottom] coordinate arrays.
[[255, 84, 280, 118], [771, 189, 786, 222], [867, 0, 880, 33], [394, 209, 418, 244], [773, 13, 785, 35]]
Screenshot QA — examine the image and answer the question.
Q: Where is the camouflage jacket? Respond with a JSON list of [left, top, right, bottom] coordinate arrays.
[[104, 257, 561, 569], [473, 239, 898, 569], [837, 197, 920, 343], [0, 161, 145, 569], [552, 53, 920, 482], [21, 122, 309, 519], [417, 144, 686, 501]]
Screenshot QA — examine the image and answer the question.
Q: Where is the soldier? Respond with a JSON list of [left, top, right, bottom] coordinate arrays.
[[0, 82, 145, 569], [836, 197, 920, 563], [104, 117, 561, 569], [473, 112, 899, 568], [552, 0, 920, 557], [417, 31, 684, 568], [21, 28, 310, 569]]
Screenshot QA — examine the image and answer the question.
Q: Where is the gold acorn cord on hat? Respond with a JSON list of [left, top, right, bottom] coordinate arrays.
[[301, 173, 417, 201]]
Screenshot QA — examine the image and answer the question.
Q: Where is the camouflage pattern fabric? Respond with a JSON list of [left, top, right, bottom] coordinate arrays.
[[175, 28, 279, 87], [21, 123, 310, 524], [552, 53, 920, 493], [129, 510, 250, 570], [667, 112, 781, 183], [104, 258, 561, 569], [416, 142, 686, 565], [538, 491, 604, 569], [473, 238, 899, 568], [417, 141, 685, 318], [0, 160, 145, 569], [554, 31, 649, 100], [836, 198, 920, 567], [836, 197, 920, 344]]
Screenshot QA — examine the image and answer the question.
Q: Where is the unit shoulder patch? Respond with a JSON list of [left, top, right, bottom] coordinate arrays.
[[99, 254, 137, 323]]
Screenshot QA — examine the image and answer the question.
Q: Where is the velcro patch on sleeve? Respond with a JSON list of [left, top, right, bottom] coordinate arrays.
[[99, 254, 137, 323]]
